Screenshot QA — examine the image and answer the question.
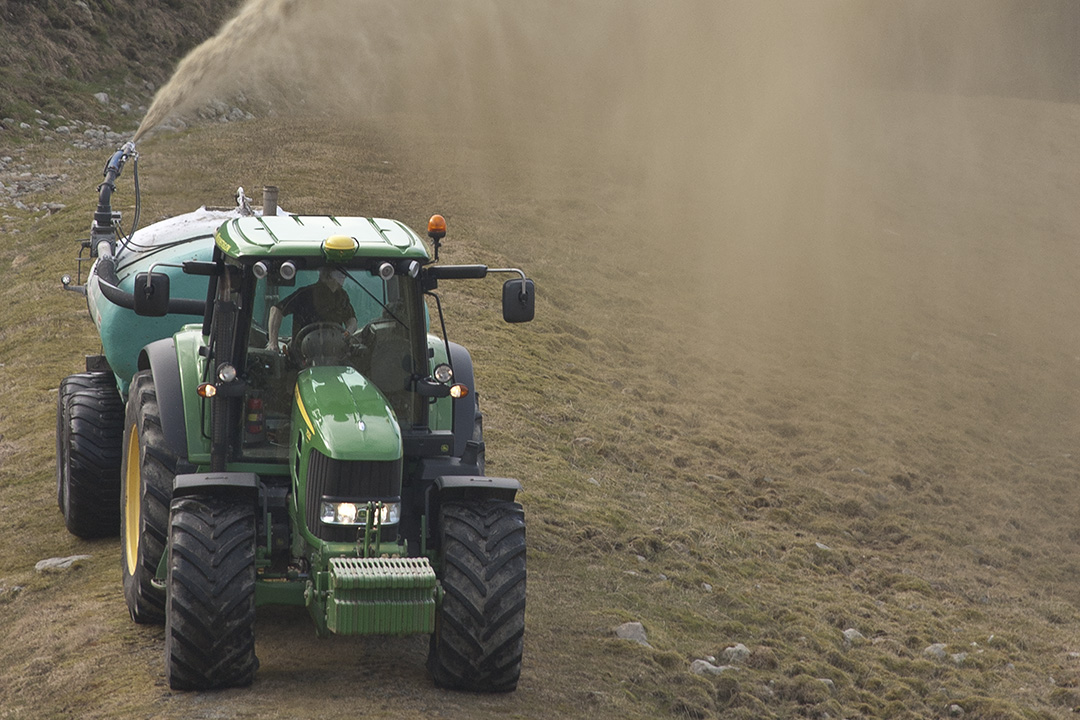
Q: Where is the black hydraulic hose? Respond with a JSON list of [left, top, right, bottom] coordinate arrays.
[[94, 142, 135, 233]]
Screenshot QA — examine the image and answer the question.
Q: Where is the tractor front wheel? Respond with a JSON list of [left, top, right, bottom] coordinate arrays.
[[428, 499, 526, 692], [165, 496, 257, 690]]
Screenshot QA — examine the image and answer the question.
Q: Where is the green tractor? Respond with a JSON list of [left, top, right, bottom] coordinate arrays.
[[56, 142, 534, 691]]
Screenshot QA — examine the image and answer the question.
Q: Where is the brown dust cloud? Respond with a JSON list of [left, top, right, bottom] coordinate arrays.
[[139, 0, 1080, 544]]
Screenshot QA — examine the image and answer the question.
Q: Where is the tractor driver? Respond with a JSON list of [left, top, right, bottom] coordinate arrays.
[[265, 266, 358, 352]]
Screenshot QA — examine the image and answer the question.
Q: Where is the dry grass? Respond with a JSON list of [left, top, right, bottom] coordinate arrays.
[[3, 89, 1080, 719]]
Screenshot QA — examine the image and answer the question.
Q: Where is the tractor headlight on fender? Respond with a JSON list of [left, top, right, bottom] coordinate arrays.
[[217, 363, 238, 383], [433, 363, 453, 384], [319, 498, 401, 526]]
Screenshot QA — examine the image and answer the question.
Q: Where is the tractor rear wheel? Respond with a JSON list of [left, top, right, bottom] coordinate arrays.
[[165, 496, 257, 691], [120, 370, 175, 625], [56, 373, 124, 538], [428, 499, 526, 692]]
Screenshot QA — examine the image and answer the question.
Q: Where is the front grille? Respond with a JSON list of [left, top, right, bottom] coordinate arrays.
[[306, 450, 401, 542]]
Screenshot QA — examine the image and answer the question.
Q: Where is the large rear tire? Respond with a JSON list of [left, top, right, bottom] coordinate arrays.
[[166, 496, 257, 691], [56, 373, 124, 538], [428, 499, 526, 692], [120, 370, 175, 625]]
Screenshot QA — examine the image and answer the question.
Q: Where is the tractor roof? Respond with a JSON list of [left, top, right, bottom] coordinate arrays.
[[214, 215, 431, 261]]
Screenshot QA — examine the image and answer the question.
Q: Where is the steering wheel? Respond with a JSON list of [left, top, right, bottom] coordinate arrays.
[[289, 322, 347, 367]]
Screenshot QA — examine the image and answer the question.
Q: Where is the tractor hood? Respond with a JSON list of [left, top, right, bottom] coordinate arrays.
[[292, 366, 402, 462]]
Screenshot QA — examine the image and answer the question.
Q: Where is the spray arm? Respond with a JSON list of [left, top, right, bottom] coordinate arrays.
[[92, 141, 137, 259], [85, 140, 202, 315]]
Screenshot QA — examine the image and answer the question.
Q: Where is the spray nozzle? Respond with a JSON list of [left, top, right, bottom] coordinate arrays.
[[104, 141, 138, 176]]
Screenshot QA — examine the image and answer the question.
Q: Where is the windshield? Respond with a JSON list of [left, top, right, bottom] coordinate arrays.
[[238, 266, 428, 463]]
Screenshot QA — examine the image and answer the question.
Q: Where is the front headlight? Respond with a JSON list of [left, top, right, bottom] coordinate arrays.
[[319, 499, 401, 526]]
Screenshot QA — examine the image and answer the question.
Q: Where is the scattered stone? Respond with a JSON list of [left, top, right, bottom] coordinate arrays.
[[950, 652, 968, 666], [93, 92, 110, 105], [818, 678, 835, 692], [35, 555, 92, 572], [722, 643, 751, 664], [614, 621, 650, 647], [815, 542, 831, 551], [843, 628, 866, 646], [924, 643, 948, 661], [0, 584, 25, 599], [587, 477, 600, 486], [691, 659, 739, 676], [702, 582, 713, 592], [948, 703, 965, 717]]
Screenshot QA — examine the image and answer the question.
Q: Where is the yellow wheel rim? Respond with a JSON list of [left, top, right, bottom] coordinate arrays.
[[123, 422, 141, 576]]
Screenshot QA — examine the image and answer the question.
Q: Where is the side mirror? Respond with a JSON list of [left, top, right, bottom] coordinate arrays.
[[502, 278, 535, 323], [133, 272, 171, 317]]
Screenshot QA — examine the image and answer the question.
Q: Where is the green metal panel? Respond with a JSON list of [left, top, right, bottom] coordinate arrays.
[[427, 334, 452, 432], [293, 366, 402, 461], [255, 579, 307, 607], [326, 557, 437, 635], [215, 216, 431, 261], [175, 327, 212, 464]]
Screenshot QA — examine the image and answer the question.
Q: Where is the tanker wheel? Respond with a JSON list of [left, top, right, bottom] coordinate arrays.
[[120, 370, 174, 625], [56, 373, 124, 538], [165, 495, 257, 691], [428, 499, 526, 692]]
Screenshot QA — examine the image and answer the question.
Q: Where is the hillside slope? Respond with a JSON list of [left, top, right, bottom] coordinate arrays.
[[0, 0, 239, 126]]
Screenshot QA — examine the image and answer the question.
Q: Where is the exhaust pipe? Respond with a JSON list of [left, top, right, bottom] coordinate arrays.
[[262, 185, 278, 217]]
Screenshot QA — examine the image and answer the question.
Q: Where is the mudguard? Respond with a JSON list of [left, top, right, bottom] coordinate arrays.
[[174, 472, 259, 497], [138, 339, 187, 460], [447, 341, 478, 458], [435, 475, 520, 502]]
